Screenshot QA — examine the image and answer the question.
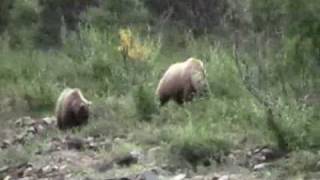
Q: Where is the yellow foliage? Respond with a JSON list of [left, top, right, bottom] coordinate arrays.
[[118, 29, 133, 53], [118, 28, 154, 62]]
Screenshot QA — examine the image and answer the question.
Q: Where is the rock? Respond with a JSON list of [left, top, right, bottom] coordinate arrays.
[[211, 174, 220, 180], [27, 126, 36, 134], [1, 139, 11, 149], [16, 178, 33, 180], [88, 142, 98, 150], [15, 117, 35, 127], [40, 164, 59, 175], [136, 171, 159, 180], [1, 163, 32, 179], [15, 131, 27, 143], [218, 175, 230, 180], [87, 137, 99, 150], [160, 164, 178, 174], [104, 170, 159, 180], [52, 165, 59, 171], [45, 137, 63, 153], [99, 139, 112, 151], [94, 160, 113, 172], [130, 150, 144, 161], [253, 162, 271, 171], [207, 174, 239, 180], [115, 153, 139, 167], [171, 174, 186, 180], [64, 137, 85, 150], [147, 146, 162, 163], [35, 124, 45, 134], [15, 118, 23, 126], [87, 136, 94, 142], [59, 165, 68, 171], [4, 176, 12, 180], [150, 167, 172, 177], [192, 175, 205, 180], [23, 167, 33, 177], [95, 150, 141, 171], [24, 132, 35, 141], [114, 137, 125, 144], [250, 146, 287, 164], [41, 165, 52, 174], [0, 166, 9, 173], [42, 116, 56, 125]]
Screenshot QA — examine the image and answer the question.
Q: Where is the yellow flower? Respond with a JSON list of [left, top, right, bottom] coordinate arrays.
[[118, 28, 154, 62]]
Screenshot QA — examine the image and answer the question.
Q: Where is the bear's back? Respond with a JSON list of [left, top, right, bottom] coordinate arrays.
[[156, 62, 187, 95], [185, 58, 204, 72]]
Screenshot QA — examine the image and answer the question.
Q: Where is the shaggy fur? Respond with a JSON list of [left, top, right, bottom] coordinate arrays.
[[155, 57, 208, 106], [55, 88, 92, 130]]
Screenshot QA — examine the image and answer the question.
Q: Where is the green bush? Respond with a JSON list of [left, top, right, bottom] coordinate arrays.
[[273, 98, 320, 150], [133, 84, 158, 121]]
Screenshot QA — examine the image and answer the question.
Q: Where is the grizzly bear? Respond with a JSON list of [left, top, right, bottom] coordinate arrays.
[[155, 57, 209, 106], [55, 88, 92, 130]]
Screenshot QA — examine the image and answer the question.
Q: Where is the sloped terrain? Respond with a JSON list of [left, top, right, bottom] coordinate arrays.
[[1, 113, 319, 180]]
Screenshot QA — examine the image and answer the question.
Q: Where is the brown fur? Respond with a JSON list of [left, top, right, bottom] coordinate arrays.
[[55, 88, 91, 130], [155, 57, 208, 106]]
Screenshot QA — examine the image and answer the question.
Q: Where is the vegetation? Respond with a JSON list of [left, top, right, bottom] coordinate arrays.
[[0, 0, 319, 178]]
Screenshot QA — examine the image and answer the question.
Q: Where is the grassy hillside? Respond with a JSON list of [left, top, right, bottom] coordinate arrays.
[[0, 0, 320, 179]]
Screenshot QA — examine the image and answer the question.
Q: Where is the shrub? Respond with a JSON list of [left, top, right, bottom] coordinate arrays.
[[118, 28, 161, 62], [62, 27, 129, 95], [133, 84, 158, 121], [273, 98, 320, 150], [20, 78, 58, 112], [162, 104, 233, 169]]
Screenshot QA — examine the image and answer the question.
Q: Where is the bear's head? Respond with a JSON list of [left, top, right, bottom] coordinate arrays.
[[76, 101, 90, 122]]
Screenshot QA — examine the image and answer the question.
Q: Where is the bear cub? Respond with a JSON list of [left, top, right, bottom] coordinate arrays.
[[55, 88, 92, 130]]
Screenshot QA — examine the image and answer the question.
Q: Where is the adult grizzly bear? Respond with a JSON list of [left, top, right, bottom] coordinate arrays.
[[155, 57, 209, 106], [55, 88, 92, 130]]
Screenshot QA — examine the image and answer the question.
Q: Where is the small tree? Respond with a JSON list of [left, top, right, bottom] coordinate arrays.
[[118, 28, 161, 85]]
